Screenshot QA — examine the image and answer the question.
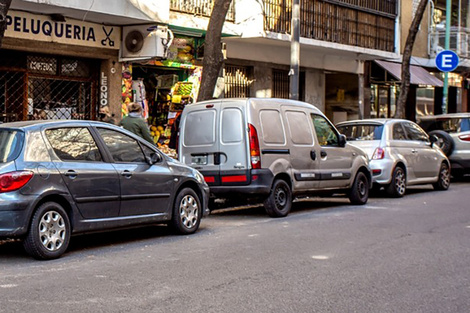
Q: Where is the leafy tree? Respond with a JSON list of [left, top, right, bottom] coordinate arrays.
[[0, 0, 12, 48], [198, 0, 232, 101], [394, 0, 428, 118]]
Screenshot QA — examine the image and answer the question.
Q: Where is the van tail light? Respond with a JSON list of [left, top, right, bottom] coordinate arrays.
[[372, 147, 385, 160], [458, 134, 470, 142], [248, 123, 261, 169], [0, 171, 34, 193]]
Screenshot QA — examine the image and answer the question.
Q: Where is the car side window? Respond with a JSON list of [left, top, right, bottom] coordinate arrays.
[[45, 127, 102, 162], [311, 114, 339, 146], [392, 123, 407, 140], [97, 128, 146, 163], [403, 122, 428, 142]]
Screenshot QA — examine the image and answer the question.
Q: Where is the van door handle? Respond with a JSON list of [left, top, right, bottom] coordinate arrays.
[[310, 151, 316, 160], [411, 149, 418, 153], [320, 150, 327, 158], [214, 153, 221, 165]]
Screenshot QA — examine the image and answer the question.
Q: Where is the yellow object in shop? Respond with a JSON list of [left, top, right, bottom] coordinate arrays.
[[157, 126, 164, 132], [150, 125, 157, 132]]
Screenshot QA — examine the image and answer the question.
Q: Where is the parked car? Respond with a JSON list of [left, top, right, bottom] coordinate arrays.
[[0, 120, 210, 260], [417, 113, 470, 178], [178, 98, 372, 217], [336, 119, 450, 197]]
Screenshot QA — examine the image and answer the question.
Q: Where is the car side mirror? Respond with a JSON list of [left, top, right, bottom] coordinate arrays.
[[338, 134, 347, 147], [147, 152, 162, 165]]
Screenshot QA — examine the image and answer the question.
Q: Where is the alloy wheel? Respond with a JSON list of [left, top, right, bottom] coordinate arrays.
[[179, 195, 199, 229], [39, 211, 66, 252]]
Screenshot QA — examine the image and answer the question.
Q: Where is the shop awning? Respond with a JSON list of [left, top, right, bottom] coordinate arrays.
[[375, 60, 443, 87], [168, 25, 237, 38]]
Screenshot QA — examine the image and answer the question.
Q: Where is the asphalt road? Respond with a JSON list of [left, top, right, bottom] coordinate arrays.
[[1, 179, 470, 313]]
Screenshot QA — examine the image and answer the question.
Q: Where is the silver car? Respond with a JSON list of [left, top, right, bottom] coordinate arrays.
[[336, 119, 450, 197], [418, 113, 470, 179]]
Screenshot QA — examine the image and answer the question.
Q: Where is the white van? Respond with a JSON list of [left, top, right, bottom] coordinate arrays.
[[178, 98, 371, 217]]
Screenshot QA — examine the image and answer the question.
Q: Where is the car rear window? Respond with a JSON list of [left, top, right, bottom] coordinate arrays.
[[0, 129, 23, 163], [419, 118, 470, 133], [337, 124, 384, 141]]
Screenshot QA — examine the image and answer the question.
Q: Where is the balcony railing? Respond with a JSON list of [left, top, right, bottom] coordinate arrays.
[[264, 0, 397, 52], [429, 26, 470, 59], [170, 0, 235, 22]]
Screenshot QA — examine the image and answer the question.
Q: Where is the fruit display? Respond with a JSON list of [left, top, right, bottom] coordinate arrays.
[[173, 82, 193, 96]]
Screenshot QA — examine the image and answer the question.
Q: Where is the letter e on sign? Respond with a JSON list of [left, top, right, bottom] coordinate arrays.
[[436, 50, 459, 72]]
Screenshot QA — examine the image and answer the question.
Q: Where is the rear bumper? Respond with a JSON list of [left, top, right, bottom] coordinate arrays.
[[204, 169, 274, 196], [0, 196, 36, 237]]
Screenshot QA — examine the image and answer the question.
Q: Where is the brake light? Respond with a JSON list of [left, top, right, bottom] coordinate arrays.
[[458, 134, 470, 142], [0, 171, 34, 193], [248, 123, 261, 169], [372, 147, 385, 160]]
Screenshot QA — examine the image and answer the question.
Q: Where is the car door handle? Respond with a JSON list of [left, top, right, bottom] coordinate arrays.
[[411, 149, 418, 153], [121, 170, 132, 178], [320, 150, 327, 158], [64, 170, 77, 179], [310, 150, 316, 160]]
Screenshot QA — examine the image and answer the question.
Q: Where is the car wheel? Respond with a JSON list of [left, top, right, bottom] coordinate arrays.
[[23, 202, 71, 260], [429, 130, 454, 156], [348, 172, 369, 205], [171, 188, 202, 235], [433, 162, 450, 190], [386, 166, 406, 198], [264, 179, 292, 217]]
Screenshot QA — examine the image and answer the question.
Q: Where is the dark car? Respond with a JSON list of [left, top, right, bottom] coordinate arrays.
[[0, 120, 210, 260], [418, 113, 470, 178]]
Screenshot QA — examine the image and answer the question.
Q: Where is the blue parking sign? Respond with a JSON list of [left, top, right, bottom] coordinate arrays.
[[436, 50, 459, 72]]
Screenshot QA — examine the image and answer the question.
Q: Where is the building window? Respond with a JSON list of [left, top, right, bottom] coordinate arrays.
[[224, 65, 253, 98], [272, 69, 290, 99]]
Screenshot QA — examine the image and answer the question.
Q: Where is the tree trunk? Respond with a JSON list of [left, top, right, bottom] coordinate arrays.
[[0, 0, 12, 48], [198, 0, 232, 101], [394, 0, 428, 119]]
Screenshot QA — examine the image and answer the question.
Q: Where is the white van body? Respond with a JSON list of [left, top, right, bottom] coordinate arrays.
[[179, 98, 371, 217]]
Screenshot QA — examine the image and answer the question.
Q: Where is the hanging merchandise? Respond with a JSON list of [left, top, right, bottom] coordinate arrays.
[[132, 79, 149, 119], [121, 63, 133, 116]]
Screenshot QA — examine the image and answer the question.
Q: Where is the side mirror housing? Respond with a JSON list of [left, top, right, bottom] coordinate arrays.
[[338, 134, 347, 147], [147, 152, 162, 165]]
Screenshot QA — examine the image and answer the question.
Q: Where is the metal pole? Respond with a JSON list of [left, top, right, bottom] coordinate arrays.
[[442, 0, 451, 114], [290, 0, 300, 100]]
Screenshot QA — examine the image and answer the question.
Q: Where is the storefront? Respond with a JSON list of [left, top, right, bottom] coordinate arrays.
[[121, 35, 202, 157], [1, 10, 121, 122]]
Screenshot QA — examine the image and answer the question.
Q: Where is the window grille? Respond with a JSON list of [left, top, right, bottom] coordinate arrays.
[[224, 65, 253, 98], [272, 69, 290, 99], [0, 51, 98, 122], [170, 0, 235, 22]]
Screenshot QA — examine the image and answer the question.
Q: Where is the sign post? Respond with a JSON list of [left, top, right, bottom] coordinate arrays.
[[436, 50, 459, 114]]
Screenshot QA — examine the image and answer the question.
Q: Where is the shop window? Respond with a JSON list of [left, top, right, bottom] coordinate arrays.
[[0, 50, 98, 122], [224, 66, 252, 98], [272, 69, 290, 99]]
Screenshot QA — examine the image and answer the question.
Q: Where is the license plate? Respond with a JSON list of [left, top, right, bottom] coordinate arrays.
[[191, 155, 208, 165]]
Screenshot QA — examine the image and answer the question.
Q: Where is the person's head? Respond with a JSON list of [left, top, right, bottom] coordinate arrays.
[[127, 102, 142, 114], [99, 105, 110, 120]]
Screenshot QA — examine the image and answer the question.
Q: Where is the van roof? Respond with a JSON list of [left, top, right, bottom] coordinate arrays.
[[186, 98, 324, 114]]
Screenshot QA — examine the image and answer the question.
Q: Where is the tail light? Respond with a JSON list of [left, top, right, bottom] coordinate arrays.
[[248, 123, 261, 169], [0, 171, 34, 193], [458, 134, 470, 142], [372, 147, 385, 160]]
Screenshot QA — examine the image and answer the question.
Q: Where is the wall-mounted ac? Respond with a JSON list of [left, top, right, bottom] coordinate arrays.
[[121, 25, 173, 60]]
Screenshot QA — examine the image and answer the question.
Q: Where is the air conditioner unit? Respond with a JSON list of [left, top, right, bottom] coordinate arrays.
[[121, 25, 173, 59]]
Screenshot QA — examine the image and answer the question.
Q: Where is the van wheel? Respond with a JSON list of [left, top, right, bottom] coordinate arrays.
[[171, 188, 201, 234], [386, 166, 406, 197], [433, 162, 450, 190], [348, 172, 369, 205], [264, 179, 292, 217], [23, 202, 71, 260]]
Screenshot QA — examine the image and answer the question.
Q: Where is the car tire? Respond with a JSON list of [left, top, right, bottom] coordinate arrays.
[[433, 162, 451, 190], [264, 179, 292, 217], [348, 172, 369, 205], [429, 130, 454, 156], [23, 202, 71, 260], [171, 188, 202, 235], [386, 166, 406, 198]]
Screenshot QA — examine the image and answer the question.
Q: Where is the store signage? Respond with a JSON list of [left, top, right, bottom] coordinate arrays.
[[100, 72, 108, 106], [4, 10, 120, 50], [436, 50, 459, 72]]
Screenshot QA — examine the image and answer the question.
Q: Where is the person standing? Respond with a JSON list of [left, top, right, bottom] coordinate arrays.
[[120, 102, 154, 144]]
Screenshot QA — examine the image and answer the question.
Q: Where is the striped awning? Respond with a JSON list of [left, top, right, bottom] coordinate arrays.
[[375, 60, 443, 87]]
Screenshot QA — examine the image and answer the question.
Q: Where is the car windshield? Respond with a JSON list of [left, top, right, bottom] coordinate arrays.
[[420, 118, 470, 133], [337, 124, 384, 141], [0, 129, 24, 163]]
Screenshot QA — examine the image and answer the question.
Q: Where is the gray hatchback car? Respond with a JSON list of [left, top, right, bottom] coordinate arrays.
[[0, 120, 209, 260], [336, 119, 450, 197]]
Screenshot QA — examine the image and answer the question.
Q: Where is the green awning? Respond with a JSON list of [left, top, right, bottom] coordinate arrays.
[[168, 25, 237, 38]]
